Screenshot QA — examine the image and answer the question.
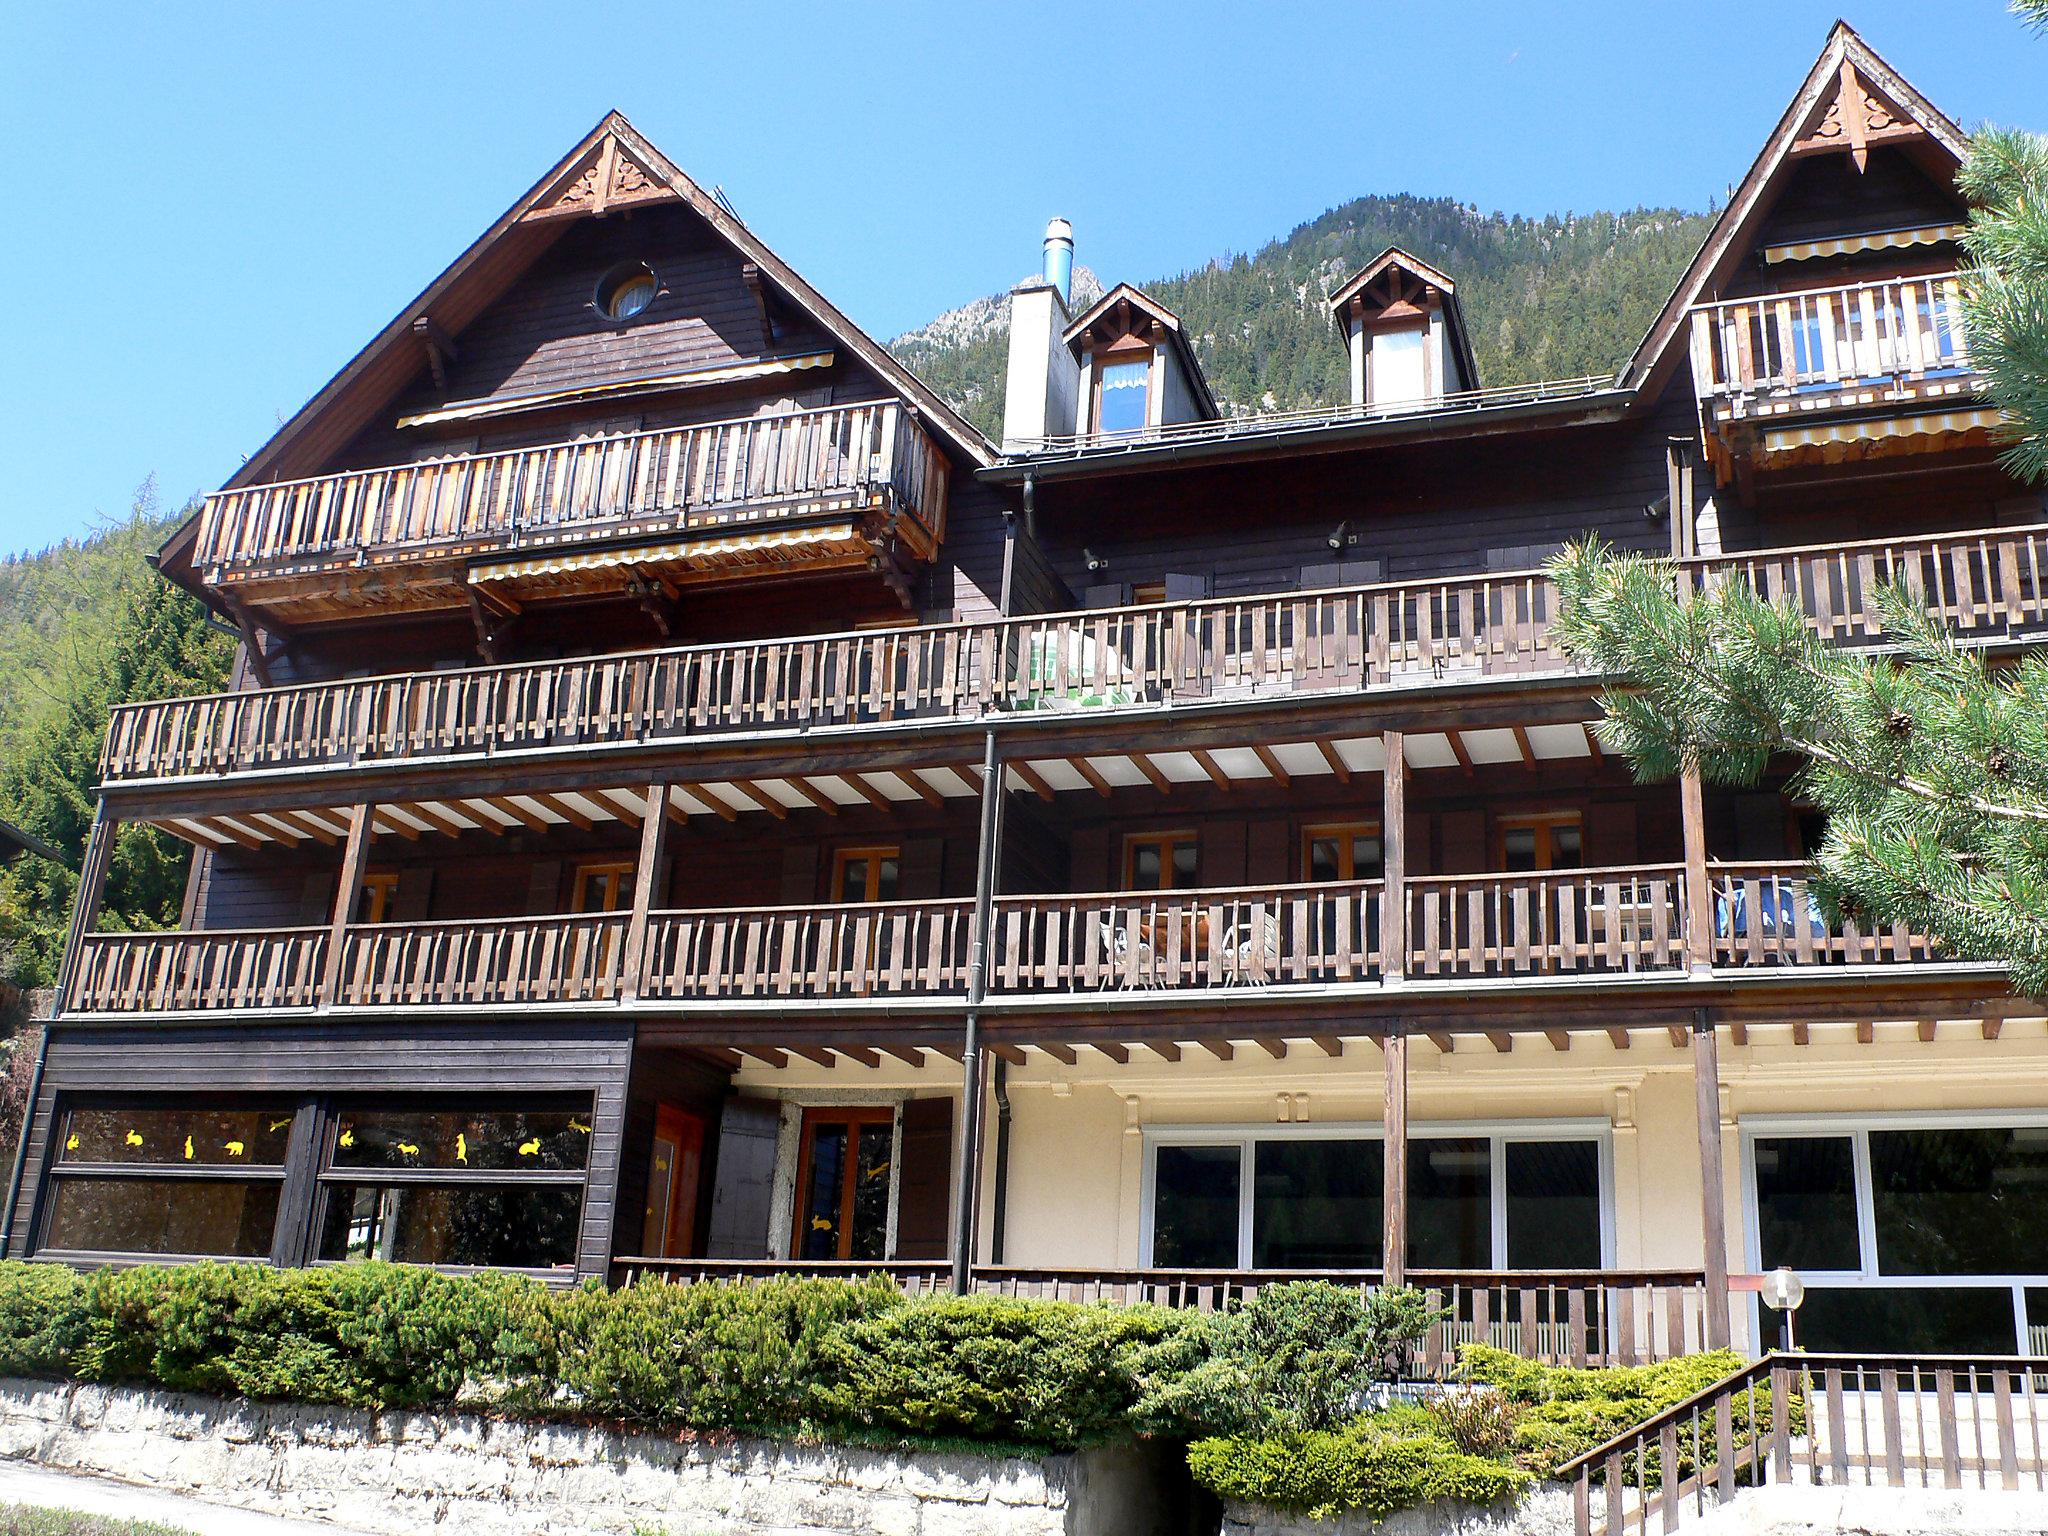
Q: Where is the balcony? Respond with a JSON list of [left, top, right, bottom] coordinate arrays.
[[188, 401, 950, 625], [1688, 274, 1989, 474], [60, 864, 1951, 1019], [102, 522, 2048, 790]]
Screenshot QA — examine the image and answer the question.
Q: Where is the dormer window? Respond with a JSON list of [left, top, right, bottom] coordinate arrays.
[[1328, 248, 1478, 409], [1370, 325, 1429, 405], [1094, 356, 1152, 433]]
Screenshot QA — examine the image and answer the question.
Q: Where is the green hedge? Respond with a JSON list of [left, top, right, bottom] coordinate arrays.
[[1187, 1416, 1531, 1521]]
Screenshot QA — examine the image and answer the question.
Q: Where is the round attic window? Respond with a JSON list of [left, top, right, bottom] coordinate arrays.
[[596, 263, 658, 322]]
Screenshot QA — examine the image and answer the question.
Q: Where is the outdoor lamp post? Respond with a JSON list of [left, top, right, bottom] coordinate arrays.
[[1760, 1266, 1806, 1352]]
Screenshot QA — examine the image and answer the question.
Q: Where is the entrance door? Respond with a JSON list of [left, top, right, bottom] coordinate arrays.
[[639, 1104, 706, 1258], [793, 1106, 894, 1260]]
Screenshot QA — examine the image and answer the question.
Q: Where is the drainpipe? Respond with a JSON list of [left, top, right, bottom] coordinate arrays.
[[951, 728, 1005, 1294], [990, 1058, 1013, 1265], [0, 1029, 50, 1257]]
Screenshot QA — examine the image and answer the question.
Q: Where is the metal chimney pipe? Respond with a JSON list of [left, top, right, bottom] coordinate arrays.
[[1042, 218, 1073, 305]]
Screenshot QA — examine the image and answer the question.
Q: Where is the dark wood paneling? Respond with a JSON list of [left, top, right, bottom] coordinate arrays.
[[704, 1096, 780, 1259], [894, 1095, 954, 1260]]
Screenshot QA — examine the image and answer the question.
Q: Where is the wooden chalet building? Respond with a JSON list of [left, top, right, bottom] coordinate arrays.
[[15, 24, 2048, 1368]]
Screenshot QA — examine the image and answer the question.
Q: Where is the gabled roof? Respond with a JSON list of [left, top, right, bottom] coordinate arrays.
[[1326, 246, 1481, 391], [208, 112, 992, 496], [1621, 21, 1969, 402], [1062, 283, 1221, 419]]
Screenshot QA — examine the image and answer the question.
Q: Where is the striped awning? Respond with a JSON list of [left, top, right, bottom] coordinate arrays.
[[1763, 224, 1967, 264], [1761, 407, 2000, 455]]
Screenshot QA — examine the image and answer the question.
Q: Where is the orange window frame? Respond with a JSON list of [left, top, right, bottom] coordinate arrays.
[[1300, 821, 1383, 882], [830, 845, 902, 904], [1494, 812, 1584, 871], [571, 859, 637, 913], [356, 870, 400, 924], [790, 1105, 896, 1261], [1123, 830, 1199, 891]]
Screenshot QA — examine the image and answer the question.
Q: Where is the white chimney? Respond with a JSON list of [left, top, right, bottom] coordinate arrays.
[[1001, 219, 1081, 452]]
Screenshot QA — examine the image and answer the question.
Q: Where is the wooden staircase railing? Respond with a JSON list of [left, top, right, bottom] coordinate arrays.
[[1560, 1353, 2048, 1536]]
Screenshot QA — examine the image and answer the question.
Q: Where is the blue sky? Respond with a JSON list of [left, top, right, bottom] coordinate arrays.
[[1, 1, 2040, 557]]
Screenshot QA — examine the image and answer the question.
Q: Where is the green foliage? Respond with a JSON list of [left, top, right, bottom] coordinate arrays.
[[1187, 1413, 1531, 1521], [892, 195, 1713, 439], [818, 1293, 1189, 1448], [0, 489, 232, 991], [1135, 1281, 1438, 1437], [1424, 1385, 1523, 1459], [1460, 1344, 1766, 1479], [1961, 119, 2048, 486], [1550, 536, 2048, 995], [0, 1505, 199, 1536], [550, 1272, 902, 1433]]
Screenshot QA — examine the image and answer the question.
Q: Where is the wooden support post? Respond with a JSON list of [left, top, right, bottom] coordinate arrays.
[[1681, 764, 1713, 974], [51, 802, 119, 1017], [1383, 1027, 1409, 1287], [1693, 1008, 1732, 1351], [1382, 731, 1407, 984], [319, 804, 375, 1009], [953, 730, 1005, 1295], [620, 782, 672, 1002]]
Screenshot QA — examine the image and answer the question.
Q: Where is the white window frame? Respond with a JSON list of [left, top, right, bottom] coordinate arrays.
[[1139, 1118, 1614, 1271], [1740, 1110, 2048, 1352]]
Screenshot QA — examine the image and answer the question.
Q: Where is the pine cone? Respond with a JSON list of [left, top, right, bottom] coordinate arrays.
[[1885, 709, 1914, 738]]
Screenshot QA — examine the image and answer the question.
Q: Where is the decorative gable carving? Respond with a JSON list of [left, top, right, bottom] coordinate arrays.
[[524, 133, 673, 221], [1792, 59, 1923, 171]]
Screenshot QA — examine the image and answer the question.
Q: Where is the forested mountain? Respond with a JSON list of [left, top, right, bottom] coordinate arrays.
[[0, 488, 232, 995], [891, 193, 1714, 439]]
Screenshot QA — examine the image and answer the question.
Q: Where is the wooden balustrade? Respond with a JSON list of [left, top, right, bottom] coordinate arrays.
[[66, 928, 327, 1014], [639, 899, 972, 1001], [1689, 274, 1973, 400], [61, 857, 1966, 1017], [338, 914, 630, 1007], [1561, 1353, 2048, 1536], [1406, 865, 1689, 980], [105, 521, 2048, 789], [1708, 862, 1937, 967], [987, 882, 1382, 993], [191, 401, 946, 577], [600, 1259, 1710, 1370]]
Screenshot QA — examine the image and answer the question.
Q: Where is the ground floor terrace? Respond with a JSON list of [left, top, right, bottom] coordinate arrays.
[[10, 999, 2048, 1370]]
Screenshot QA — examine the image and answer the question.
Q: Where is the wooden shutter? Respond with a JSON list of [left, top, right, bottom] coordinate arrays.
[[1081, 583, 1127, 609], [704, 1097, 783, 1259], [893, 1096, 954, 1260], [1162, 572, 1211, 602]]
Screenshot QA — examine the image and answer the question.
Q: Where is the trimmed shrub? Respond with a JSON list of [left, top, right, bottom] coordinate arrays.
[[551, 1272, 902, 1433], [1187, 1416, 1531, 1521], [817, 1293, 1191, 1449], [0, 1261, 87, 1379], [1138, 1281, 1439, 1437]]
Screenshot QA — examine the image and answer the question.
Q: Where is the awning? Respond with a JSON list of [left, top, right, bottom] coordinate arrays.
[[1763, 224, 1967, 264], [1761, 406, 2001, 455], [469, 521, 867, 583]]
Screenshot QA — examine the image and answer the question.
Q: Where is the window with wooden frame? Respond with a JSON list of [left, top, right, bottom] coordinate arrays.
[[316, 1098, 593, 1271], [792, 1106, 895, 1261], [1130, 581, 1168, 607], [40, 1100, 296, 1261], [570, 859, 637, 913], [1301, 822, 1383, 883], [1090, 351, 1153, 434], [355, 870, 401, 924], [831, 846, 901, 904], [1124, 831, 1200, 891], [1496, 812, 1584, 872]]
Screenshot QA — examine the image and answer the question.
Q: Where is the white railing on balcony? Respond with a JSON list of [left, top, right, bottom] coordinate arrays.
[[1689, 274, 1974, 402], [192, 400, 947, 576]]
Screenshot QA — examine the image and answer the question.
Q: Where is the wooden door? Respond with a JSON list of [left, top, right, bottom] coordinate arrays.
[[639, 1104, 706, 1259], [792, 1106, 895, 1261]]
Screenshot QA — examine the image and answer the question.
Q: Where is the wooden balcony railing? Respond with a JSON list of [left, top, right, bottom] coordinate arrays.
[[1709, 862, 1937, 968], [59, 862, 1966, 1018], [1689, 273, 1974, 403], [67, 927, 328, 1014], [191, 400, 948, 578], [988, 881, 1383, 992], [339, 914, 629, 1007], [604, 1259, 1710, 1371], [101, 521, 2048, 788], [638, 899, 972, 1001], [1406, 866, 1689, 981]]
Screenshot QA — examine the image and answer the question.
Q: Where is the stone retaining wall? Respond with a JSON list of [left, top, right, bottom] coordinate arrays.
[[1221, 1489, 1570, 1536], [0, 1378, 1175, 1536]]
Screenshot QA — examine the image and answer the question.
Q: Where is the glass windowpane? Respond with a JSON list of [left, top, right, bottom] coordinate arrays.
[[317, 1184, 581, 1268], [1753, 1135, 1861, 1271], [331, 1107, 591, 1172], [1410, 1137, 1491, 1269], [46, 1177, 278, 1257], [800, 1124, 848, 1260], [1153, 1145, 1240, 1267], [1505, 1140, 1602, 1269], [1792, 1285, 2019, 1354], [1870, 1127, 2048, 1276], [1096, 359, 1150, 433], [851, 1123, 893, 1262], [59, 1105, 293, 1167], [1252, 1139, 1380, 1268]]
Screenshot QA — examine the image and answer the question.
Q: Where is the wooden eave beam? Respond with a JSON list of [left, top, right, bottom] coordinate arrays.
[[1148, 1041, 1182, 1062], [1252, 744, 1291, 788], [1129, 752, 1173, 794], [1092, 1042, 1129, 1065], [1197, 1039, 1234, 1062], [790, 1046, 837, 1069], [370, 808, 423, 842], [527, 791, 595, 830], [1582, 725, 1604, 766], [483, 795, 552, 834], [1256, 1038, 1287, 1060], [402, 801, 475, 839], [736, 782, 789, 820], [1312, 739, 1351, 783], [194, 817, 261, 851], [878, 1045, 926, 1069], [595, 786, 648, 825], [260, 810, 336, 846], [778, 777, 839, 816], [739, 1046, 789, 1069], [1425, 1031, 1454, 1054], [988, 1043, 1028, 1067], [895, 771, 944, 809], [1069, 757, 1114, 798], [1038, 1042, 1078, 1066], [1009, 760, 1056, 803], [1510, 725, 1538, 772], [1447, 731, 1475, 777], [842, 774, 895, 812], [1191, 749, 1233, 793]]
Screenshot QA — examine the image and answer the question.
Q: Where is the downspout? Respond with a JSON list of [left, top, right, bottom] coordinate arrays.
[[951, 727, 1005, 1294], [989, 1058, 1012, 1265], [0, 1029, 50, 1257]]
